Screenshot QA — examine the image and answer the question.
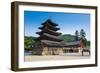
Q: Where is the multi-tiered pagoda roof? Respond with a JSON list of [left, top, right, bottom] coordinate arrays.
[[36, 19, 63, 47], [36, 19, 82, 47]]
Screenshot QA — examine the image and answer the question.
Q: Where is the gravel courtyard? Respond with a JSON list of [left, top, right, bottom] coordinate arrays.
[[24, 53, 90, 62]]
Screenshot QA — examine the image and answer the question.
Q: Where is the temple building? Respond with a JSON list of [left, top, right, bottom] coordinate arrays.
[[33, 19, 84, 55]]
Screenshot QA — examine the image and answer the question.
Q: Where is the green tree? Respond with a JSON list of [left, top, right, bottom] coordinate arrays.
[[80, 29, 87, 47], [80, 29, 86, 39], [75, 30, 79, 41], [24, 36, 36, 50], [82, 38, 87, 47]]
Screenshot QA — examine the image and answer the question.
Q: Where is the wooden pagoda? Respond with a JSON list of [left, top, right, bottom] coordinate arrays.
[[33, 19, 65, 55], [33, 19, 85, 55]]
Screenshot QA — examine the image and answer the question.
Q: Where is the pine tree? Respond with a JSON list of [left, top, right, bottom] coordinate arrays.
[[80, 29, 86, 39], [75, 30, 79, 41]]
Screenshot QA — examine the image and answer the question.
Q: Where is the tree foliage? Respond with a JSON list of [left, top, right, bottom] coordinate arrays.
[[24, 36, 36, 50], [80, 29, 86, 39], [75, 30, 79, 41], [74, 29, 90, 48]]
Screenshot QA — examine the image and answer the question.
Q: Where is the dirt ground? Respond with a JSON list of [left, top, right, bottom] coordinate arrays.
[[24, 53, 90, 62]]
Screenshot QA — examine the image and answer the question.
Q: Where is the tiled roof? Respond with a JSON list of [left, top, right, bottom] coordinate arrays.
[[43, 33, 62, 40], [41, 40, 81, 47], [42, 19, 58, 26]]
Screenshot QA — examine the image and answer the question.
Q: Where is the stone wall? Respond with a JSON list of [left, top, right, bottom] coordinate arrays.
[[32, 47, 82, 55]]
